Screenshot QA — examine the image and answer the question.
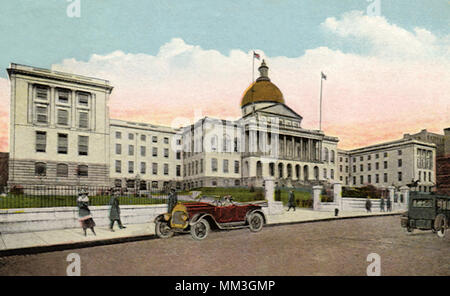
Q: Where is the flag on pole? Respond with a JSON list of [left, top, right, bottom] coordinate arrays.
[[321, 72, 327, 80], [253, 51, 261, 60]]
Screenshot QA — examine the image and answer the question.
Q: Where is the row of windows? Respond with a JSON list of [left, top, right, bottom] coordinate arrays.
[[352, 151, 394, 162], [114, 160, 179, 176], [351, 160, 401, 173], [36, 131, 88, 156], [33, 85, 91, 129], [34, 162, 88, 177], [115, 144, 179, 158], [184, 159, 240, 176], [352, 171, 404, 185], [115, 131, 173, 145]]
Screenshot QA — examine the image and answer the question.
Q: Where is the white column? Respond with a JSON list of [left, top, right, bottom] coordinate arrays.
[[400, 186, 409, 211], [313, 185, 322, 210], [388, 186, 395, 210], [333, 182, 342, 210]]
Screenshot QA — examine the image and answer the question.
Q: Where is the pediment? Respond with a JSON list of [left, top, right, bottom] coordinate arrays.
[[257, 103, 303, 120]]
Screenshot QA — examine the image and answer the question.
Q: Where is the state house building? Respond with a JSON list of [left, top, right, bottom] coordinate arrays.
[[6, 61, 436, 191]]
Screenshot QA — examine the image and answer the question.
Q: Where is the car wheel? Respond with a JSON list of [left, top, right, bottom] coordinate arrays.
[[155, 220, 174, 239], [191, 218, 210, 240], [248, 212, 264, 232]]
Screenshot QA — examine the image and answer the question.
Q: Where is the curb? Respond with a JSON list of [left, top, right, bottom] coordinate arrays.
[[0, 213, 401, 257]]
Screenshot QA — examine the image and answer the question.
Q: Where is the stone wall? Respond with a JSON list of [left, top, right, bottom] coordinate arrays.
[[0, 204, 167, 234]]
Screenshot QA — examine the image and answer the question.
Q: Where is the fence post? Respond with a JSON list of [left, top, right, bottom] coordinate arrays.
[[313, 185, 322, 211], [333, 182, 342, 210], [387, 186, 395, 211], [400, 186, 409, 211]]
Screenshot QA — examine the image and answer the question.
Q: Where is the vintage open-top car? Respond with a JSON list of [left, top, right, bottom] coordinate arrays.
[[154, 197, 266, 240], [401, 192, 449, 238]]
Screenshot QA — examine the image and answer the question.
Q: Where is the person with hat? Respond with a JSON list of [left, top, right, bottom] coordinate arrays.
[[77, 188, 96, 236], [109, 187, 126, 231], [167, 188, 178, 213], [287, 190, 296, 211]]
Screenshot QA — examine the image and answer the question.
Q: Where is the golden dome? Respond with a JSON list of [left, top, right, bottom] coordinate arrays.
[[240, 60, 284, 107]]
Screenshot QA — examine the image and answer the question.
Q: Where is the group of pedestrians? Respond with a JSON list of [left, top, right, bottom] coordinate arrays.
[[365, 197, 392, 213], [76, 187, 126, 236]]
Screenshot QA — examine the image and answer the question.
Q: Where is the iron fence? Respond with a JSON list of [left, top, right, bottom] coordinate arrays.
[[0, 185, 172, 209]]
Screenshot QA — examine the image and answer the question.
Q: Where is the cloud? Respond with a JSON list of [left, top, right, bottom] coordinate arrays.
[[0, 12, 448, 152]]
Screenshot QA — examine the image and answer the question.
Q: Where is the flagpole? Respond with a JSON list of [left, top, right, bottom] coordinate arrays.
[[252, 53, 255, 115], [319, 75, 323, 131]]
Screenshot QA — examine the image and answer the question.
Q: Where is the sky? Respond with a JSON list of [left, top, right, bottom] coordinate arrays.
[[0, 0, 449, 151]]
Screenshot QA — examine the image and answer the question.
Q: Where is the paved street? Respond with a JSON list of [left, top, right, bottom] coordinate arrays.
[[0, 216, 448, 276]]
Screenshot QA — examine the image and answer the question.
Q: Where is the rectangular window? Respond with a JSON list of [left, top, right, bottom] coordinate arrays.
[[339, 165, 343, 172], [212, 158, 218, 172], [368, 175, 371, 183], [384, 161, 388, 169], [345, 166, 349, 173], [116, 143, 121, 155], [57, 89, 69, 104], [57, 109, 69, 126], [176, 165, 181, 177], [115, 160, 121, 173], [223, 159, 229, 173], [128, 161, 134, 174], [36, 131, 46, 152], [115, 131, 121, 139], [140, 146, 146, 157], [398, 150, 402, 155], [56, 163, 68, 177], [77, 165, 88, 177], [353, 165, 356, 173], [398, 172, 402, 182], [152, 147, 157, 157], [129, 145, 134, 156], [398, 159, 402, 167], [78, 136, 88, 156], [360, 164, 363, 172], [375, 174, 379, 183], [36, 105, 48, 123], [176, 150, 181, 160], [368, 155, 371, 160], [35, 85, 49, 100], [152, 136, 157, 143], [384, 152, 388, 157], [375, 162, 379, 170], [140, 162, 146, 174], [368, 163, 371, 171], [152, 181, 158, 189], [200, 159, 204, 173], [353, 176, 356, 185], [360, 156, 363, 161], [152, 163, 158, 175], [164, 148, 169, 158], [140, 134, 146, 141], [375, 154, 379, 159], [78, 112, 89, 128], [164, 137, 169, 144], [384, 173, 388, 183], [164, 164, 169, 175], [331, 169, 334, 179], [57, 133, 68, 154], [77, 92, 89, 106], [360, 175, 364, 185], [128, 133, 134, 140]]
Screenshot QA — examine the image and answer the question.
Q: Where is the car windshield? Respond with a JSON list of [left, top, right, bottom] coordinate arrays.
[[412, 199, 433, 208]]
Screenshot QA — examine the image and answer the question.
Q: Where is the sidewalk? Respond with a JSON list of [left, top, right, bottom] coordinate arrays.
[[0, 207, 401, 255]]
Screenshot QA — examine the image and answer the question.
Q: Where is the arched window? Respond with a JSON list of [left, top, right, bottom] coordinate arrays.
[[35, 162, 46, 176], [324, 148, 329, 162], [330, 150, 335, 163], [210, 135, 218, 151], [223, 135, 231, 152]]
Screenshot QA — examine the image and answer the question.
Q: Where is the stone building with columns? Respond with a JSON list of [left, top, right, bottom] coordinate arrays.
[[7, 61, 341, 188], [180, 60, 339, 189]]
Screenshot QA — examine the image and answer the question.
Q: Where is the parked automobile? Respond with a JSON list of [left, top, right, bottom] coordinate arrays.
[[401, 192, 449, 238], [154, 196, 266, 240]]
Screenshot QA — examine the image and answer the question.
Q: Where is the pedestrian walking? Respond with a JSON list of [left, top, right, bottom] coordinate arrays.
[[109, 188, 126, 231], [380, 197, 385, 212], [386, 198, 392, 212], [77, 188, 96, 236], [365, 197, 372, 213], [287, 190, 296, 211], [167, 188, 178, 213]]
